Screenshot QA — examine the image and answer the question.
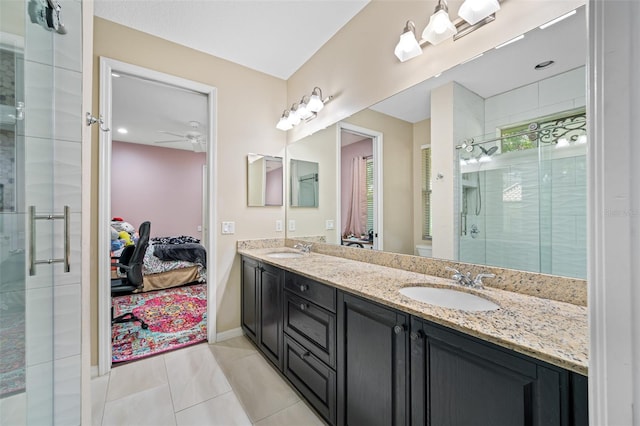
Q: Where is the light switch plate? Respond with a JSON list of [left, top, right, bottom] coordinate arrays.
[[326, 219, 334, 230], [221, 221, 235, 234], [288, 219, 296, 231], [275, 220, 283, 232]]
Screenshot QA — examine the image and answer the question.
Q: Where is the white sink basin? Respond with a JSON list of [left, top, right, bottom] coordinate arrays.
[[266, 252, 305, 259], [399, 287, 499, 312]]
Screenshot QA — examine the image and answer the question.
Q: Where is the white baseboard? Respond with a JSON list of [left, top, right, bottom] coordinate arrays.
[[216, 327, 244, 342]]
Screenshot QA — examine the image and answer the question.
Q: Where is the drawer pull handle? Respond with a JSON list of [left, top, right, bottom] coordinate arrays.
[[393, 325, 406, 335], [299, 284, 309, 292], [301, 351, 310, 359], [299, 303, 308, 311], [410, 330, 424, 341]]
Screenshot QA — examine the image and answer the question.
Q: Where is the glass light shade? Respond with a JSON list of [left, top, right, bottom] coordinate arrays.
[[287, 109, 301, 126], [422, 9, 457, 45], [276, 114, 293, 131], [458, 0, 500, 25], [307, 94, 324, 113], [296, 102, 314, 120], [394, 31, 422, 62]]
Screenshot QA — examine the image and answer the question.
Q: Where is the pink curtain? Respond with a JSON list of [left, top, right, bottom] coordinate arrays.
[[343, 157, 367, 237]]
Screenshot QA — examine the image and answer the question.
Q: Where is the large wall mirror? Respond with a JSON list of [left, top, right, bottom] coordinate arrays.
[[247, 154, 283, 206], [285, 6, 587, 279]]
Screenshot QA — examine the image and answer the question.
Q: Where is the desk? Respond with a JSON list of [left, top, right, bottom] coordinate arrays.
[[341, 238, 373, 249]]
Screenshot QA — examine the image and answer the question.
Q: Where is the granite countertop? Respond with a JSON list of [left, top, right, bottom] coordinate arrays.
[[238, 247, 588, 376]]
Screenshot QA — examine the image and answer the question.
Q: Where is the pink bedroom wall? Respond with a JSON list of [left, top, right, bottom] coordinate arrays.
[[265, 168, 283, 206], [340, 138, 373, 235], [111, 141, 206, 238]]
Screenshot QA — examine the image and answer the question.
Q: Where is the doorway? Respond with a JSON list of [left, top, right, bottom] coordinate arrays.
[[337, 123, 383, 250], [97, 57, 217, 375]]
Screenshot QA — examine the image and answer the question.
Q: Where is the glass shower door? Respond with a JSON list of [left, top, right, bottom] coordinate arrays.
[[1, 0, 56, 423]]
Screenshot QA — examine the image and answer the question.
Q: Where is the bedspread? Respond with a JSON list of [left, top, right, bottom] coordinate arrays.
[[153, 243, 207, 266]]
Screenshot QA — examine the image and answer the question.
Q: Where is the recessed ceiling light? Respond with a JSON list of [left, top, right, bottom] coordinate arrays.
[[434, 73, 442, 78], [111, 72, 121, 78], [117, 127, 128, 134], [535, 60, 555, 70]]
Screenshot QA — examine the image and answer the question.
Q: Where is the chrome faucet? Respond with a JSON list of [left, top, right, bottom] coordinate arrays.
[[445, 267, 495, 289], [293, 243, 312, 253]]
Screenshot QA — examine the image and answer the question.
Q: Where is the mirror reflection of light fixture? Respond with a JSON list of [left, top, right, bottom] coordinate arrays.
[[458, 0, 501, 25], [276, 87, 332, 131], [394, 21, 422, 62], [422, 0, 457, 45]]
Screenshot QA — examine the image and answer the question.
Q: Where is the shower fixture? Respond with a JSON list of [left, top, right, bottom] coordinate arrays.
[[478, 145, 498, 156]]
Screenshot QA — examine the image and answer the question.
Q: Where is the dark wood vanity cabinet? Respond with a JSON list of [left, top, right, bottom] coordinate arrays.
[[337, 292, 410, 426], [240, 256, 284, 370], [282, 272, 338, 425], [409, 316, 589, 426], [240, 257, 588, 426]]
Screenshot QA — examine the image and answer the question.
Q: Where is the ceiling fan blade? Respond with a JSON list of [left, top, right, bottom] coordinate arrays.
[[154, 139, 185, 143], [158, 131, 185, 138]]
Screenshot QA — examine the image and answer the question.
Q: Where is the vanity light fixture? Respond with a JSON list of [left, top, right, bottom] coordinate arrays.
[[395, 0, 499, 62], [394, 21, 423, 62], [458, 0, 501, 25], [276, 110, 294, 131], [422, 0, 457, 45], [307, 87, 325, 113], [276, 87, 333, 131]]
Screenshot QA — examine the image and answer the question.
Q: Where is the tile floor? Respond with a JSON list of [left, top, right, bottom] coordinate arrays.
[[91, 336, 326, 425]]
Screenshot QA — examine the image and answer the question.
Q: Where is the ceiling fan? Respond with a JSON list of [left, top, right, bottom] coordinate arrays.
[[155, 120, 206, 152]]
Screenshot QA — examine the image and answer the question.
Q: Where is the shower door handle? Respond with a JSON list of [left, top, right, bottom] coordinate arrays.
[[29, 205, 71, 276]]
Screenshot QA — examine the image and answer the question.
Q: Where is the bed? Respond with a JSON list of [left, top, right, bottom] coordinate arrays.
[[112, 233, 207, 292]]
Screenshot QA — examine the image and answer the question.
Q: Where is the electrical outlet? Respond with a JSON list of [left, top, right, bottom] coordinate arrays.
[[275, 220, 283, 232], [288, 219, 296, 232], [221, 221, 235, 234], [326, 219, 334, 230]]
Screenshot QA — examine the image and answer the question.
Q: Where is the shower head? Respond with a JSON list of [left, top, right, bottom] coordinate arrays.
[[479, 145, 498, 156]]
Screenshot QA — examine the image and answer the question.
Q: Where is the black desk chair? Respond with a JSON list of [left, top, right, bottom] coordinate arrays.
[[111, 221, 151, 329]]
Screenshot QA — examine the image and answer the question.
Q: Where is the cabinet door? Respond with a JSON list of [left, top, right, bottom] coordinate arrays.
[[411, 318, 568, 426], [258, 263, 284, 369], [240, 256, 259, 343], [337, 292, 409, 426]]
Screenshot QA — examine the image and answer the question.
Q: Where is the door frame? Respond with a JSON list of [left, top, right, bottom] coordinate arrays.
[[336, 122, 383, 250], [97, 57, 217, 375]]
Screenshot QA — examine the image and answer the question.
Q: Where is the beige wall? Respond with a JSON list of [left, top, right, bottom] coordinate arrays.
[[91, 18, 287, 365]]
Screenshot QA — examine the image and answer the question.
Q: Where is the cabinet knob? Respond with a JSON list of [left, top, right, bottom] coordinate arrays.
[[299, 284, 308, 292], [393, 325, 406, 335], [410, 330, 424, 341], [299, 303, 308, 311]]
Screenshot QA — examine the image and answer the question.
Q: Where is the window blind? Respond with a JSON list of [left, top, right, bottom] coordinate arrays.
[[422, 147, 432, 239]]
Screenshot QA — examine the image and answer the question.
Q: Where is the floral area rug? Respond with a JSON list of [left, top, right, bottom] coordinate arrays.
[[112, 284, 207, 363]]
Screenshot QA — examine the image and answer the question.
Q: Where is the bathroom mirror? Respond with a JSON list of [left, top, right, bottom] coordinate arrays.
[[289, 159, 319, 208], [285, 6, 587, 279], [247, 154, 283, 207]]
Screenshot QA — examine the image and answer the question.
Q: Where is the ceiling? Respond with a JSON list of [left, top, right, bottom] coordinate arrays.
[[106, 3, 586, 151], [94, 0, 370, 80]]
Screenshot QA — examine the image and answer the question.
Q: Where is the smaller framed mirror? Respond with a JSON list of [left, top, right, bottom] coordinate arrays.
[[290, 159, 319, 207], [247, 154, 283, 207]]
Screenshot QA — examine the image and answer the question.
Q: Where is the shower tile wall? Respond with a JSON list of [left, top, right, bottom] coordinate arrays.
[[459, 67, 587, 279]]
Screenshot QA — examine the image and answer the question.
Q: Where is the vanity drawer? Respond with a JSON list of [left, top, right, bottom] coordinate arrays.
[[285, 272, 336, 313], [284, 292, 336, 368], [284, 335, 336, 425]]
